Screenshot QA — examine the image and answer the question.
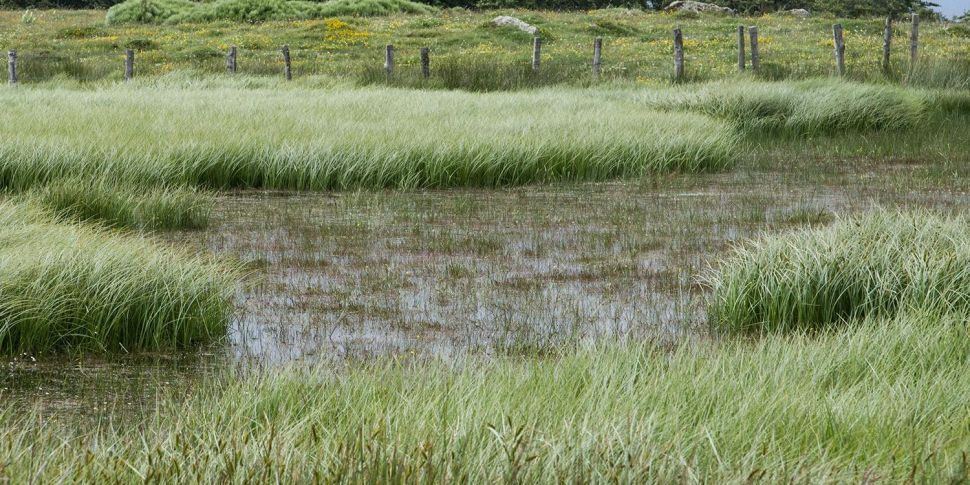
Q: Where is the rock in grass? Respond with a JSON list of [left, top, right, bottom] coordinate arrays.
[[492, 15, 538, 34], [706, 210, 970, 334], [664, 1, 734, 14], [780, 8, 811, 18]]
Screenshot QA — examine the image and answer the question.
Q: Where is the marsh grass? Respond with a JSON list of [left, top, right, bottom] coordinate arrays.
[[0, 86, 739, 191], [646, 79, 927, 135], [4, 312, 969, 481], [706, 210, 970, 334], [26, 178, 213, 231], [0, 200, 236, 353]]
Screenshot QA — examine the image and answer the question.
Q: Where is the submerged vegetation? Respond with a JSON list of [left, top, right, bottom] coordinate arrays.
[[0, 200, 235, 353]]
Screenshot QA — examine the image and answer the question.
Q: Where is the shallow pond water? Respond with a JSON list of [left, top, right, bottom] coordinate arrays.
[[5, 150, 970, 417]]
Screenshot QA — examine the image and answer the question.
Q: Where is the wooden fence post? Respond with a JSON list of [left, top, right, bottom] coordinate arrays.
[[532, 37, 541, 71], [673, 28, 684, 81], [737, 26, 745, 71], [833, 24, 845, 77], [592, 37, 602, 79], [385, 44, 394, 80], [420, 47, 429, 79], [281, 45, 291, 81], [749, 26, 760, 72], [7, 50, 16, 85], [227, 46, 237, 74], [124, 49, 134, 82], [910, 13, 919, 71], [882, 17, 892, 73]]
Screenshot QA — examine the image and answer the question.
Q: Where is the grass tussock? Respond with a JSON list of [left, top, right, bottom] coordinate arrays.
[[26, 179, 213, 231], [648, 79, 927, 135], [106, 0, 435, 24], [6, 313, 970, 481], [0, 87, 738, 191], [706, 210, 970, 334], [0, 200, 235, 353]]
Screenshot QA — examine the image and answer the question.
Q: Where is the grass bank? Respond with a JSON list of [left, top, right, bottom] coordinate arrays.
[[5, 310, 969, 481], [0, 86, 738, 190], [0, 200, 235, 353]]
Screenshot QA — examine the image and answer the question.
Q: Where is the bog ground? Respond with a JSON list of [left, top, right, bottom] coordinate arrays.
[[1, 6, 970, 483]]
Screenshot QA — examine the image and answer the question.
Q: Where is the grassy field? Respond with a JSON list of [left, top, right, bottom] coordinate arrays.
[[1, 9, 969, 88], [1, 6, 970, 482]]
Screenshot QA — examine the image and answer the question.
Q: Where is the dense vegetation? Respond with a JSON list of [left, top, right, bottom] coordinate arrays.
[[0, 86, 740, 190], [708, 211, 970, 333], [106, 0, 436, 24], [2, 0, 945, 18], [4, 310, 969, 481], [0, 200, 235, 353]]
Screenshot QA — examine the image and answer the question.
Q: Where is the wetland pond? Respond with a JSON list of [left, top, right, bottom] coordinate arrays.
[[5, 157, 968, 419]]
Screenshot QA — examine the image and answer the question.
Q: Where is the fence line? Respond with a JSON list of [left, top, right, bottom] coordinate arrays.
[[1, 17, 943, 85]]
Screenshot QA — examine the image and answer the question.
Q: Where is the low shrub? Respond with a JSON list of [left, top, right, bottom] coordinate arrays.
[[106, 0, 435, 24]]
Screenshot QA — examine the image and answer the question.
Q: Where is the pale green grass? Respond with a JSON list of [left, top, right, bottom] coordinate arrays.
[[642, 79, 928, 135], [4, 311, 969, 481], [0, 86, 738, 190], [0, 200, 236, 353]]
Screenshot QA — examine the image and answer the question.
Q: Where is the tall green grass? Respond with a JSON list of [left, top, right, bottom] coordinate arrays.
[[0, 86, 738, 191], [0, 200, 235, 353], [4, 311, 969, 481], [645, 79, 927, 135], [25, 178, 213, 231], [706, 210, 970, 334]]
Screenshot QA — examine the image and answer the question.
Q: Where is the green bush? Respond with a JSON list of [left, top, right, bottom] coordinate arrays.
[[107, 0, 435, 24]]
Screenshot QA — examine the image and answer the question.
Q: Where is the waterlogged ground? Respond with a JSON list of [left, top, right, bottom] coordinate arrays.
[[5, 126, 970, 416]]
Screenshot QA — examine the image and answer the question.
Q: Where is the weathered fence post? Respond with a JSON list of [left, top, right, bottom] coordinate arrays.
[[749, 26, 760, 72], [592, 37, 602, 79], [227, 46, 237, 74], [532, 37, 541, 71], [281, 45, 292, 81], [7, 50, 17, 84], [384, 44, 394, 80], [124, 49, 134, 82], [882, 17, 892, 73], [420, 47, 430, 79], [737, 26, 745, 71], [910, 13, 919, 71], [673, 28, 684, 81], [833, 24, 845, 76]]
